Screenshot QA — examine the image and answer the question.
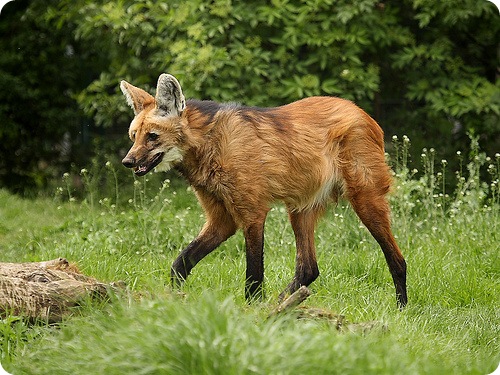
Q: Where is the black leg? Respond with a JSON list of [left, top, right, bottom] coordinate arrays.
[[279, 208, 321, 301], [244, 220, 266, 301], [350, 193, 408, 308], [171, 223, 236, 286]]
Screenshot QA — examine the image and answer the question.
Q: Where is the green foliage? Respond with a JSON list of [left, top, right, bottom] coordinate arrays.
[[390, 0, 500, 140], [389, 134, 500, 219], [0, 0, 102, 193], [0, 316, 47, 366], [58, 0, 414, 126]]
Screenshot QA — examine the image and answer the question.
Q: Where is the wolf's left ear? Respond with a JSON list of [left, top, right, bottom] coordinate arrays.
[[155, 74, 186, 117]]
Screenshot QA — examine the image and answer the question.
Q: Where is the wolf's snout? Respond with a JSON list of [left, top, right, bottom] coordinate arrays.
[[122, 155, 136, 168]]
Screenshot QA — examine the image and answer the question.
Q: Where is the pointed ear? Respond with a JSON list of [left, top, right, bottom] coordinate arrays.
[[120, 80, 155, 115], [155, 74, 186, 117]]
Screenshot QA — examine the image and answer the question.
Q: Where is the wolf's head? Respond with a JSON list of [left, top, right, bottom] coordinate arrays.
[[120, 74, 186, 176]]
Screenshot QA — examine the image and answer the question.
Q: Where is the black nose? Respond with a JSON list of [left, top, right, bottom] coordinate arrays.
[[122, 156, 136, 168]]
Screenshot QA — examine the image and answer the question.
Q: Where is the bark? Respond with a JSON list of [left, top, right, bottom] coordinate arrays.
[[268, 286, 311, 318], [0, 258, 121, 322], [268, 285, 387, 333]]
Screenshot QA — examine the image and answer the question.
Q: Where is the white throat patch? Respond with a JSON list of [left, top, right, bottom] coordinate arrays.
[[155, 147, 184, 172]]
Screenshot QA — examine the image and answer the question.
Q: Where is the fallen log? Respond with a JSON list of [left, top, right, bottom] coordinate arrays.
[[0, 258, 122, 322], [268, 286, 311, 318], [268, 286, 387, 333]]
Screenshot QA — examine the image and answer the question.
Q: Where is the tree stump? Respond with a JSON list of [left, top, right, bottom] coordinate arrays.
[[0, 258, 121, 323]]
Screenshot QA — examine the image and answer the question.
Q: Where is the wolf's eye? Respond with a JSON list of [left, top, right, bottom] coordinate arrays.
[[147, 132, 159, 142]]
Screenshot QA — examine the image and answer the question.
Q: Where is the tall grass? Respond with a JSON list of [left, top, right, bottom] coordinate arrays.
[[1, 135, 499, 374]]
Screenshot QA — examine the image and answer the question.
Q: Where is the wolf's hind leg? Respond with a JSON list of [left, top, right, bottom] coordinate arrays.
[[279, 207, 323, 301]]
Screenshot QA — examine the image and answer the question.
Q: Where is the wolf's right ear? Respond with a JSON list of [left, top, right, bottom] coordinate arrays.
[[155, 74, 186, 117], [120, 81, 155, 116]]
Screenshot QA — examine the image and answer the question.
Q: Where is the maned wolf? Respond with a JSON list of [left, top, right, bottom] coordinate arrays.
[[120, 73, 407, 307]]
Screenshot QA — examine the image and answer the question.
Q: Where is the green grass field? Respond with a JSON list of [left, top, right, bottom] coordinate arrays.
[[1, 138, 499, 374]]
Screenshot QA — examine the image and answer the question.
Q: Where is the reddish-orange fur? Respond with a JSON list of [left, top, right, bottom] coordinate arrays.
[[121, 75, 407, 307]]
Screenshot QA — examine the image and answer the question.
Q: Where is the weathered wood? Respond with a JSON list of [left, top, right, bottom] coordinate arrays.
[[268, 286, 311, 318], [0, 258, 120, 322], [268, 286, 387, 333]]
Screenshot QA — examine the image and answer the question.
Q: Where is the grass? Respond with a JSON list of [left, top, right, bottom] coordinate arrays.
[[0, 136, 499, 374]]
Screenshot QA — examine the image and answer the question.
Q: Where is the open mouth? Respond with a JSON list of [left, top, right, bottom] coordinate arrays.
[[134, 152, 164, 176]]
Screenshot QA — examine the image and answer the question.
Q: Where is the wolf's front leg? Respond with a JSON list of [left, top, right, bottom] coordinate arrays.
[[171, 189, 237, 286], [171, 221, 236, 286]]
